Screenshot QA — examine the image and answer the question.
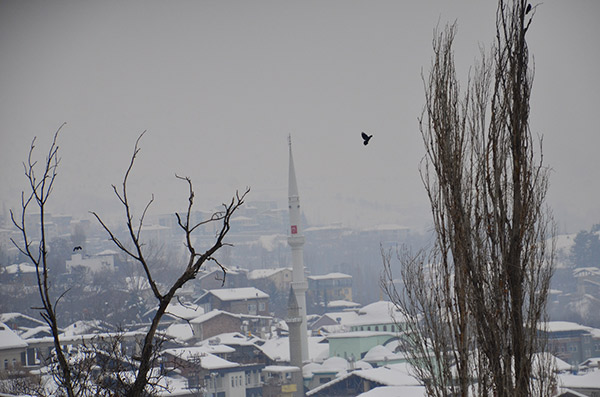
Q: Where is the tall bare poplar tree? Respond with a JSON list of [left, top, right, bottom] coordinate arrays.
[[383, 1, 555, 395]]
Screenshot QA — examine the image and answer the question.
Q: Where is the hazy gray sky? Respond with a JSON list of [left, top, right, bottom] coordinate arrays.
[[1, 1, 598, 232]]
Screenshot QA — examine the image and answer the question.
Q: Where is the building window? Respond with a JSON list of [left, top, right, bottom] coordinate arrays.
[[375, 326, 379, 331], [259, 302, 266, 311], [383, 325, 387, 332]]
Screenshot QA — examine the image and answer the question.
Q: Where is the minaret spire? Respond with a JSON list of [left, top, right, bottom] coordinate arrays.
[[286, 135, 309, 366], [288, 134, 300, 202]]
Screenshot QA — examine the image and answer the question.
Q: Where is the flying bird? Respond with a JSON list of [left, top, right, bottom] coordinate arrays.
[[73, 246, 82, 252], [361, 132, 373, 146]]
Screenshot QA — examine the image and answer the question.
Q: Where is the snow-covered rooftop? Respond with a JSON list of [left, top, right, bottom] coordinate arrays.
[[321, 311, 360, 325], [259, 336, 329, 363], [3, 263, 37, 274], [209, 287, 269, 301], [248, 267, 291, 280], [362, 345, 404, 363], [357, 385, 426, 397], [348, 300, 406, 326], [165, 302, 204, 321], [306, 363, 421, 396], [165, 323, 195, 342], [162, 348, 239, 370], [559, 370, 600, 390], [326, 331, 397, 339], [0, 322, 28, 349], [541, 321, 592, 333], [190, 309, 239, 324], [263, 365, 300, 373], [199, 332, 262, 347], [327, 300, 361, 309], [308, 272, 352, 281]]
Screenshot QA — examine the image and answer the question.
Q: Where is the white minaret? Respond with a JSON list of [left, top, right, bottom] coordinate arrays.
[[287, 135, 309, 363]]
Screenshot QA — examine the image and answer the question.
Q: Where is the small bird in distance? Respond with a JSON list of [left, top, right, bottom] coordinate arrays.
[[73, 246, 82, 252], [361, 132, 373, 146], [525, 3, 532, 14]]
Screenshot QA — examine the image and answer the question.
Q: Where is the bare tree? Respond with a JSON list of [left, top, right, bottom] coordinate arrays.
[[383, 1, 555, 396], [91, 132, 249, 396], [11, 127, 249, 396], [11, 123, 77, 397]]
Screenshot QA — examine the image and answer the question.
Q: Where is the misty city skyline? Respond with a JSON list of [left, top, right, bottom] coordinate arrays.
[[1, 1, 598, 233]]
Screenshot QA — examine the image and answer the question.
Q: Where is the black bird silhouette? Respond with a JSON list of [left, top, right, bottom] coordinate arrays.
[[73, 246, 82, 252], [361, 132, 373, 146], [525, 3, 532, 14]]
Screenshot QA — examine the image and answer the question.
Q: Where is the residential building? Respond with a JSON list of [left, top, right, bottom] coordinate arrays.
[[161, 347, 264, 396], [191, 310, 243, 342], [248, 267, 293, 292], [66, 252, 115, 274], [195, 287, 270, 316], [0, 322, 28, 370], [307, 273, 353, 311], [543, 321, 596, 366], [348, 301, 406, 333]]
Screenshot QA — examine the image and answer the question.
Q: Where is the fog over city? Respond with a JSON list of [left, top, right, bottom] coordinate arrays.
[[1, 1, 599, 232]]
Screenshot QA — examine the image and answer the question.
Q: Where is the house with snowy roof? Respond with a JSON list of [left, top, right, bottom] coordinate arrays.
[[1, 263, 37, 285], [190, 310, 243, 341], [196, 267, 249, 290], [161, 346, 264, 395], [248, 267, 293, 292], [0, 322, 28, 370], [259, 336, 329, 365], [573, 267, 600, 298], [541, 321, 597, 365], [195, 287, 270, 316], [66, 252, 115, 274], [198, 332, 270, 366], [327, 331, 399, 362], [348, 301, 407, 333], [310, 311, 360, 335], [557, 370, 600, 397], [307, 273, 353, 312], [0, 312, 50, 336], [261, 365, 302, 397], [306, 362, 424, 396]]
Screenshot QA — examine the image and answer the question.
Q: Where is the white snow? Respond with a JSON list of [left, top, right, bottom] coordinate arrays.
[[248, 267, 291, 280], [357, 385, 426, 397], [165, 323, 195, 342], [3, 263, 37, 274], [559, 370, 600, 389], [0, 322, 28, 349], [190, 309, 238, 325], [256, 234, 286, 252], [308, 272, 352, 281], [542, 321, 592, 333], [162, 347, 239, 370], [259, 336, 329, 363], [209, 287, 269, 301], [326, 300, 361, 309]]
